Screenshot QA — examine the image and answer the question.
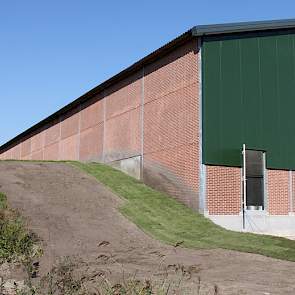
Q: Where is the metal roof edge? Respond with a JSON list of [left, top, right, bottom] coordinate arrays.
[[3, 18, 295, 153], [192, 18, 295, 36], [0, 28, 195, 152]]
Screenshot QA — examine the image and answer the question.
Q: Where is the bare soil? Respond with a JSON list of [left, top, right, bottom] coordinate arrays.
[[0, 161, 294, 294]]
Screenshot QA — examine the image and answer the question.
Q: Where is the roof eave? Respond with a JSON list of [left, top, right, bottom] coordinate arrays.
[[0, 29, 195, 153], [192, 18, 295, 37]]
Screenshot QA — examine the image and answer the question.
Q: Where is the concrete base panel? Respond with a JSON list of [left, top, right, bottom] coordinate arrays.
[[207, 211, 295, 237], [109, 155, 141, 180]]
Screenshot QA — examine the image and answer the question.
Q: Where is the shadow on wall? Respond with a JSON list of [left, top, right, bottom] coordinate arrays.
[[107, 155, 199, 210], [143, 160, 199, 211]]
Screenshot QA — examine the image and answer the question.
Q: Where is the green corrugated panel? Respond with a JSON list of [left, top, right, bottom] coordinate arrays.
[[203, 41, 222, 163], [203, 31, 295, 170], [220, 39, 243, 165]]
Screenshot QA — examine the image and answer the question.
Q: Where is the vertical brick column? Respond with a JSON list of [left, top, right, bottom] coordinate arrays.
[[79, 95, 104, 161], [104, 72, 142, 163], [43, 119, 61, 161], [143, 39, 200, 210], [60, 107, 80, 160], [31, 131, 45, 160], [21, 138, 32, 160]]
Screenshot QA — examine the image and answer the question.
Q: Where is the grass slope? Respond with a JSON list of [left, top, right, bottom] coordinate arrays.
[[78, 163, 295, 261], [0, 192, 40, 263]]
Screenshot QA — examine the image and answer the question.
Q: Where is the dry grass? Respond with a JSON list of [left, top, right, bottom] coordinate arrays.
[[0, 192, 42, 293], [17, 255, 218, 295], [0, 192, 42, 265]]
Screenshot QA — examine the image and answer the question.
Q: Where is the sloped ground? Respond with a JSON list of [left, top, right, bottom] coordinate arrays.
[[0, 161, 295, 294], [76, 162, 295, 261]]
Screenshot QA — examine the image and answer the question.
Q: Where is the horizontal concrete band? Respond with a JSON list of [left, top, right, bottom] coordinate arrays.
[[207, 213, 295, 237]]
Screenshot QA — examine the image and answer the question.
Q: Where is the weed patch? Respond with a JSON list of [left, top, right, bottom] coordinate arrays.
[[0, 192, 42, 291], [0, 192, 7, 210], [18, 256, 215, 295], [0, 193, 40, 264]]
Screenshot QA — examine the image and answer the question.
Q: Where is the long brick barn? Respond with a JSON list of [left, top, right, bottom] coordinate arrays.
[[2, 19, 295, 235]]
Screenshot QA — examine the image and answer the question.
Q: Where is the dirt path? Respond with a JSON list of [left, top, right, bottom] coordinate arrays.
[[0, 161, 294, 294]]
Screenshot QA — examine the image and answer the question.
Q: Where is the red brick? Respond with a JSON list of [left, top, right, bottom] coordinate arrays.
[[105, 71, 142, 119], [0, 38, 200, 211], [143, 39, 199, 209], [60, 135, 79, 160], [21, 139, 31, 157], [104, 107, 141, 162], [79, 124, 103, 161], [207, 166, 241, 215], [31, 149, 43, 160], [45, 121, 60, 146], [22, 154, 31, 160], [144, 41, 197, 104], [292, 171, 295, 213], [104, 73, 142, 163], [31, 132, 44, 152], [268, 170, 289, 215], [61, 109, 79, 139], [11, 145, 21, 160], [44, 142, 60, 161], [80, 96, 104, 131]]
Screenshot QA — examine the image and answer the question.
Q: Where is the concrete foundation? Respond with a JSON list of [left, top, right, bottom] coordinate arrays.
[[109, 155, 141, 180], [207, 211, 295, 237]]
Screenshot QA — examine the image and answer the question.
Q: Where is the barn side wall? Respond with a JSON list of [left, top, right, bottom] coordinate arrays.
[[0, 39, 200, 210], [206, 165, 295, 235]]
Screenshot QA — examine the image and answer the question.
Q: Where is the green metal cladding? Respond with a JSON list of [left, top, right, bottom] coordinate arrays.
[[202, 30, 295, 169]]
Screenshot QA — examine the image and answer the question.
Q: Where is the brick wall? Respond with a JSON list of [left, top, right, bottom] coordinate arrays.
[[206, 165, 241, 215], [206, 166, 294, 216], [143, 39, 199, 209], [79, 95, 104, 162], [292, 171, 295, 213], [104, 71, 142, 163], [267, 170, 290, 215], [0, 38, 200, 210], [21, 138, 31, 159], [1, 35, 295, 217], [0, 73, 143, 164]]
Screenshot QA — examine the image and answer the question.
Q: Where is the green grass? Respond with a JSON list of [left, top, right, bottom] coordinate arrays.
[[0, 192, 41, 263], [0, 192, 7, 210], [72, 162, 295, 262]]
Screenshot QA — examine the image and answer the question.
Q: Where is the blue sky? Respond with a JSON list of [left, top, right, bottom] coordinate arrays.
[[1, 0, 295, 145]]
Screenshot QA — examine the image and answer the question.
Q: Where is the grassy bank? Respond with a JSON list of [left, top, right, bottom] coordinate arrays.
[[73, 162, 295, 262], [0, 192, 41, 264]]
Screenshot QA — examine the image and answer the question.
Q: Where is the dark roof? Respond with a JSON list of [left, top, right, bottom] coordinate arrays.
[[192, 18, 295, 36], [2, 18, 295, 152]]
